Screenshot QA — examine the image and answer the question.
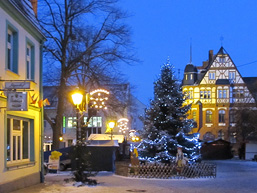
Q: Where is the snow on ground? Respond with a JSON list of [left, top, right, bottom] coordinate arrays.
[[11, 160, 257, 193]]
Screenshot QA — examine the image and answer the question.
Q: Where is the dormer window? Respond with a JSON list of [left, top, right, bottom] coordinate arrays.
[[209, 72, 215, 80]]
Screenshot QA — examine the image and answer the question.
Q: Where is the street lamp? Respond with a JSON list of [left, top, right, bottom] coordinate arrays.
[[71, 87, 109, 180], [108, 121, 115, 140], [71, 88, 110, 143]]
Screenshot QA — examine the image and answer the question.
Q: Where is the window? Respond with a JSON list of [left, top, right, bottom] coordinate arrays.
[[209, 72, 215, 80], [84, 117, 102, 127], [230, 132, 236, 143], [229, 111, 236, 123], [219, 57, 225, 63], [67, 139, 73, 147], [218, 130, 224, 140], [26, 39, 35, 80], [206, 110, 212, 123], [192, 111, 196, 121], [190, 74, 193, 80], [7, 117, 31, 162], [187, 90, 193, 99], [232, 89, 244, 98], [229, 71, 235, 80], [67, 117, 77, 128], [218, 89, 227, 99], [6, 23, 18, 73], [219, 110, 225, 123], [185, 74, 188, 80], [200, 90, 211, 99]]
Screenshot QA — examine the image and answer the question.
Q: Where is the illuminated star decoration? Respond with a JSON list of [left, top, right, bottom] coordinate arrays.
[[89, 89, 109, 109]]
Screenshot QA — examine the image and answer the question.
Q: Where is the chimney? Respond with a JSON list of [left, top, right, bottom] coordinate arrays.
[[208, 50, 213, 64], [30, 0, 38, 18]]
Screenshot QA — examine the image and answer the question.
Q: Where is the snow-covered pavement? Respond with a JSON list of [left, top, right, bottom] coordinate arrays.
[[11, 160, 257, 193]]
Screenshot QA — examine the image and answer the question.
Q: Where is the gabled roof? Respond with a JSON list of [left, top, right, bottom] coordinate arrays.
[[243, 77, 257, 101], [3, 0, 45, 39], [217, 46, 228, 56], [197, 47, 233, 84]]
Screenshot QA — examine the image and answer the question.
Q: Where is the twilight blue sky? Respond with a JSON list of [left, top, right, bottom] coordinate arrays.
[[118, 0, 257, 105]]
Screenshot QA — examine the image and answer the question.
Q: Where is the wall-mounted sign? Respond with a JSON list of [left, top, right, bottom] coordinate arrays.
[[7, 92, 28, 111], [5, 81, 30, 89]]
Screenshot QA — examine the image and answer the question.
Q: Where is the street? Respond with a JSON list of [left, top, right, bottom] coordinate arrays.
[[11, 160, 257, 193]]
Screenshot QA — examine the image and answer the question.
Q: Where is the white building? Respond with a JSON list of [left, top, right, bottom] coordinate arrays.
[[0, 0, 45, 192]]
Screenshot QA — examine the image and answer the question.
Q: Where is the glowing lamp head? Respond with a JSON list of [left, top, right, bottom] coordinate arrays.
[[59, 136, 63, 141], [108, 121, 115, 129], [72, 92, 83, 106]]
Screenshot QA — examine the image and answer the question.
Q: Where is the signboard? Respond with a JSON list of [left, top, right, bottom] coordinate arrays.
[[5, 81, 30, 89], [48, 157, 60, 170], [7, 92, 28, 111]]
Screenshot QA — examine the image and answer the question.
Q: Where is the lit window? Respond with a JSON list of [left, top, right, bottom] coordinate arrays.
[[84, 117, 102, 127], [219, 110, 225, 123], [67, 117, 77, 128], [192, 111, 196, 121], [206, 110, 212, 123]]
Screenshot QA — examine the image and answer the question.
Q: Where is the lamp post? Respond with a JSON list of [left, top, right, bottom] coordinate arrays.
[[108, 121, 115, 140], [71, 88, 109, 179]]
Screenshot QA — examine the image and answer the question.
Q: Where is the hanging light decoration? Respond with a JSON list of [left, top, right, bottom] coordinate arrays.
[[117, 118, 129, 134], [89, 89, 109, 109]]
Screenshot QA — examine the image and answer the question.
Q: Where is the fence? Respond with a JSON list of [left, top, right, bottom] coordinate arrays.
[[125, 162, 216, 179]]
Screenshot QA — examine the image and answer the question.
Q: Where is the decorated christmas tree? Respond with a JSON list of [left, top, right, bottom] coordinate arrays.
[[138, 59, 200, 162]]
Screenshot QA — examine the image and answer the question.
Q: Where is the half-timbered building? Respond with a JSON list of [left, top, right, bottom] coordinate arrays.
[[182, 47, 257, 148]]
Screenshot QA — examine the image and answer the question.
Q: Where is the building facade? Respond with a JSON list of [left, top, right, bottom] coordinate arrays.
[[0, 0, 45, 192], [182, 47, 257, 148]]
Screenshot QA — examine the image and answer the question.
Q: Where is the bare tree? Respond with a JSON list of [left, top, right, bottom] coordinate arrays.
[[38, 0, 136, 149]]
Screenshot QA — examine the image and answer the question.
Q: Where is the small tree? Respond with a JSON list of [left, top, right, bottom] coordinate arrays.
[[138, 59, 198, 162]]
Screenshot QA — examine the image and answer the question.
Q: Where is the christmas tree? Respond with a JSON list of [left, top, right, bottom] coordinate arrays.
[[138, 59, 200, 162]]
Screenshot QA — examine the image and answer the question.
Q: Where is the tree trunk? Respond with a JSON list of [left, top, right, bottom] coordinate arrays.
[[52, 75, 67, 150]]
